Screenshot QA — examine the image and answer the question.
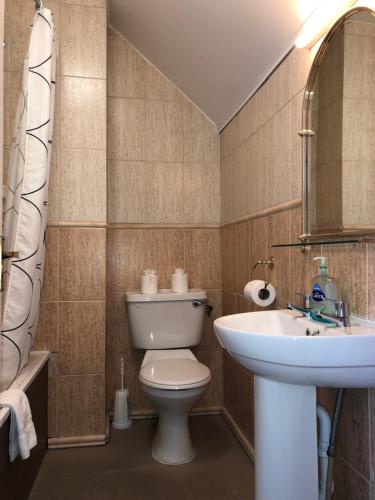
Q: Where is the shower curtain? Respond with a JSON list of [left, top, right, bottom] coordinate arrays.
[[0, 8, 55, 390]]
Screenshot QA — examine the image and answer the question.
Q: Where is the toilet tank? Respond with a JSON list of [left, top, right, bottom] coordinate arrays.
[[125, 289, 207, 349]]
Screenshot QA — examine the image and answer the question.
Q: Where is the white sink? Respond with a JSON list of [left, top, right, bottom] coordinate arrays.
[[214, 309, 375, 500], [214, 309, 375, 388]]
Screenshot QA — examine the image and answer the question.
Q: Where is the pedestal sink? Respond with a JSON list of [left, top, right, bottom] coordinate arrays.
[[214, 309, 375, 500]]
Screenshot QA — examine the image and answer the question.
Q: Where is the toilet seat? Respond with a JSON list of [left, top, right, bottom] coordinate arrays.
[[140, 358, 211, 390]]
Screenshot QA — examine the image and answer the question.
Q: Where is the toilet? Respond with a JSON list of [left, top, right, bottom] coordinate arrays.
[[125, 288, 211, 465]]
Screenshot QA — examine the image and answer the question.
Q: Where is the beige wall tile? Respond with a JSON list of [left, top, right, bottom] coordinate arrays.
[[290, 47, 312, 98], [106, 228, 184, 292], [200, 289, 223, 351], [42, 228, 59, 301], [3, 0, 10, 72], [194, 350, 223, 408], [234, 222, 251, 296], [250, 216, 268, 281], [267, 211, 290, 307], [267, 104, 291, 207], [232, 101, 251, 150], [59, 301, 105, 375], [143, 99, 184, 162], [324, 242, 367, 319], [3, 71, 10, 147], [59, 228, 106, 300], [59, 149, 106, 222], [232, 138, 251, 218], [60, 76, 106, 150], [185, 229, 221, 289], [48, 353, 58, 438], [236, 365, 254, 446], [342, 161, 375, 227], [366, 244, 375, 320], [337, 389, 370, 478], [342, 98, 375, 163], [334, 457, 370, 500], [48, 161, 59, 221], [220, 153, 235, 222], [107, 228, 153, 292], [107, 97, 145, 161], [34, 301, 58, 352], [220, 121, 234, 160], [10, 0, 37, 73], [108, 31, 146, 99], [183, 101, 219, 164], [249, 125, 268, 213], [60, 4, 106, 78], [183, 163, 220, 224], [151, 229, 185, 287], [107, 160, 184, 224], [223, 350, 238, 420], [268, 56, 291, 118], [249, 83, 270, 135], [106, 292, 131, 358], [221, 224, 236, 293], [58, 374, 105, 437], [145, 64, 180, 101]]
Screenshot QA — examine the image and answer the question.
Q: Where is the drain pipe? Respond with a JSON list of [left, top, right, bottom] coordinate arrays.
[[317, 404, 331, 500], [325, 389, 346, 500]]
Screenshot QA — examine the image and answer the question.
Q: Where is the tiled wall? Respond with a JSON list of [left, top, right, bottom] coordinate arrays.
[[221, 45, 375, 498], [4, 0, 107, 444], [106, 30, 222, 414]]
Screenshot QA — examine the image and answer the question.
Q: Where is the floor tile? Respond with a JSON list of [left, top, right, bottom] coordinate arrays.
[[29, 415, 254, 500]]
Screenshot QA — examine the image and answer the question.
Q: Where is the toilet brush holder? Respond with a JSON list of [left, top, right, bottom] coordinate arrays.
[[113, 389, 132, 429]]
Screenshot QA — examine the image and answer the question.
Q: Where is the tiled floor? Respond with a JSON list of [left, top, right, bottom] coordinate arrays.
[[29, 415, 254, 500]]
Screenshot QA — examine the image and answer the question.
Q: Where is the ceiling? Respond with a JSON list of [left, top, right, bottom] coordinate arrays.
[[109, 0, 324, 129]]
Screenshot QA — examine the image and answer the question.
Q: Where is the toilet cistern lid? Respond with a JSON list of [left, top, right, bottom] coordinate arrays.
[[139, 359, 211, 390]]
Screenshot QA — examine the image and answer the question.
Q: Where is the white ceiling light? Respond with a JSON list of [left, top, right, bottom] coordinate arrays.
[[295, 0, 357, 48]]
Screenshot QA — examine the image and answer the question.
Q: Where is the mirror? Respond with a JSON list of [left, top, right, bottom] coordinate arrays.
[[301, 7, 375, 240]]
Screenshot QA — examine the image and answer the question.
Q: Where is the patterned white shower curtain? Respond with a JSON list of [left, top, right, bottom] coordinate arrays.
[[0, 9, 55, 390]]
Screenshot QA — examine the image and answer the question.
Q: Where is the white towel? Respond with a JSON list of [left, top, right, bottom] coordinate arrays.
[[0, 389, 37, 462]]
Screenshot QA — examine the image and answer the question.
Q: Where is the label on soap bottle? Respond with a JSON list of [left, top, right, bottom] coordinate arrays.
[[312, 283, 325, 304]]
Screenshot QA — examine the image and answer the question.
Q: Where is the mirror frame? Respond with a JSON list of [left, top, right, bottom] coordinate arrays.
[[300, 6, 375, 241]]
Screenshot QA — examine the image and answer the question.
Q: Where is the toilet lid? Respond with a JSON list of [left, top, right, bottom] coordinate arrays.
[[139, 359, 211, 390]]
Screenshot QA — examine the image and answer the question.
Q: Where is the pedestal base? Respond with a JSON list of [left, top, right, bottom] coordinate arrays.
[[255, 376, 318, 500]]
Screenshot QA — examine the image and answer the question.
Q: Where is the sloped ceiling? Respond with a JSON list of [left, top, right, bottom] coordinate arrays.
[[109, 0, 323, 129]]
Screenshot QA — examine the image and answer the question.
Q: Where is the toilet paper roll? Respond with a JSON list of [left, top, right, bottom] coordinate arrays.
[[141, 275, 158, 294], [171, 273, 188, 293], [244, 280, 276, 307]]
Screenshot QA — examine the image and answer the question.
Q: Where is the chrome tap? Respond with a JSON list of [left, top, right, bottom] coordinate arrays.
[[314, 299, 351, 328], [287, 291, 312, 317]]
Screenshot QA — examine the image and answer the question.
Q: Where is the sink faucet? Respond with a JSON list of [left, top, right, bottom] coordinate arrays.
[[287, 293, 351, 328], [287, 291, 312, 317], [315, 299, 351, 328]]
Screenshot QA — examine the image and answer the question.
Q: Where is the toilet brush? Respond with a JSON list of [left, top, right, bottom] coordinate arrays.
[[112, 357, 132, 429]]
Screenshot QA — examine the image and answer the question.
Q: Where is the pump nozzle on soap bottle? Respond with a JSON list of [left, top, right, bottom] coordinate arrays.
[[311, 256, 338, 315]]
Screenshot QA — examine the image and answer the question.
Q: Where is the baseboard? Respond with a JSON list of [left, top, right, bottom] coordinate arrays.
[[48, 435, 106, 449], [221, 406, 255, 463]]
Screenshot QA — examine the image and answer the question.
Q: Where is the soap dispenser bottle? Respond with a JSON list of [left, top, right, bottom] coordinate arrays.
[[311, 256, 338, 315]]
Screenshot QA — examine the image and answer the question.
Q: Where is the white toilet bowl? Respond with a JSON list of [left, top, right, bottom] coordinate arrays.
[[139, 349, 211, 465]]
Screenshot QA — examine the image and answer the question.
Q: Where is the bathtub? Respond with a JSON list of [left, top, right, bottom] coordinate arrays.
[[0, 350, 49, 500], [0, 350, 49, 428]]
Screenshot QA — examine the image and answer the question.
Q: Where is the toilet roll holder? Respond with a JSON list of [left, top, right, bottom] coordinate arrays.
[[252, 257, 275, 300]]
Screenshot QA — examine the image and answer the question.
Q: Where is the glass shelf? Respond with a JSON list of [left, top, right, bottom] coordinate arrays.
[[271, 239, 359, 249]]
